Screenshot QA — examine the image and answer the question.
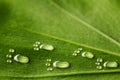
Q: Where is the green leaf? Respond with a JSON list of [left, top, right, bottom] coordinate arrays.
[[0, 0, 120, 80]]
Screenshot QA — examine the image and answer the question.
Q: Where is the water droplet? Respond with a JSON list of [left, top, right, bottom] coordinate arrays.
[[6, 54, 12, 58], [72, 52, 78, 56], [35, 41, 41, 45], [97, 58, 103, 62], [95, 62, 101, 65], [39, 44, 54, 51], [74, 50, 80, 53], [9, 49, 15, 53], [33, 47, 39, 51], [14, 54, 29, 64], [47, 67, 53, 71], [53, 61, 70, 69], [82, 52, 94, 59], [103, 61, 118, 68], [45, 63, 51, 67], [47, 59, 52, 62], [78, 48, 83, 51], [33, 44, 39, 47], [96, 66, 103, 70], [6, 59, 12, 63]]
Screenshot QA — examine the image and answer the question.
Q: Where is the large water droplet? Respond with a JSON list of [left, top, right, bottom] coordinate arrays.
[[97, 58, 103, 62], [6, 54, 12, 58], [6, 59, 12, 63], [47, 67, 53, 71], [14, 54, 29, 64], [9, 49, 15, 53], [53, 61, 70, 69], [40, 44, 54, 51], [96, 66, 103, 70], [82, 52, 94, 59], [103, 61, 118, 68]]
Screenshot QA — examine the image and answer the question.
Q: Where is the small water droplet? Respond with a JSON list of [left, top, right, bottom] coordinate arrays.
[[45, 63, 51, 67], [6, 59, 12, 63], [14, 54, 29, 64], [96, 66, 103, 70], [82, 52, 94, 59], [33, 47, 39, 51], [95, 62, 101, 65], [78, 48, 83, 51], [103, 61, 118, 68], [47, 59, 52, 62], [6, 54, 12, 58], [72, 53, 78, 56], [97, 58, 103, 62], [53, 61, 70, 69], [39, 44, 54, 51], [35, 41, 41, 45], [75, 50, 80, 53], [9, 49, 15, 53], [33, 44, 39, 47], [47, 67, 53, 71]]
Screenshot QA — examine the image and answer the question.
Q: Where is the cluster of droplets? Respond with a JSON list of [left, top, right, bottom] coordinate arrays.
[[72, 48, 83, 56], [6, 49, 14, 63], [45, 59, 70, 71], [72, 48, 119, 70], [95, 58, 103, 70], [6, 49, 29, 64], [33, 41, 54, 51]]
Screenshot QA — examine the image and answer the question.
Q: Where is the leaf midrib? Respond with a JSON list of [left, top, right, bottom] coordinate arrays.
[[50, 0, 120, 48]]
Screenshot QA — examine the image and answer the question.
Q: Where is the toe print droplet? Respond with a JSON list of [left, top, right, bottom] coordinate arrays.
[[72, 48, 82, 56]]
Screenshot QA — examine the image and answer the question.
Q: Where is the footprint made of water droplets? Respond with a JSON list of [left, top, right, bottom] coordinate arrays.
[[45, 59, 70, 71], [33, 41, 54, 51], [72, 48, 95, 59], [95, 58, 119, 70], [6, 49, 29, 64]]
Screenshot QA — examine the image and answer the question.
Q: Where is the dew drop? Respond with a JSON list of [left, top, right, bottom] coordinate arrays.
[[9, 49, 15, 53], [95, 62, 101, 65], [82, 52, 94, 59], [47, 67, 53, 71], [47, 59, 52, 62], [45, 63, 51, 67], [74, 50, 80, 53], [6, 54, 12, 58], [14, 54, 29, 64], [78, 48, 83, 51], [96, 66, 103, 70], [39, 44, 54, 51], [103, 61, 118, 68], [72, 52, 78, 56], [33, 47, 39, 51], [6, 59, 12, 63], [97, 58, 103, 62], [33, 44, 39, 47], [53, 61, 70, 69], [35, 41, 41, 45]]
